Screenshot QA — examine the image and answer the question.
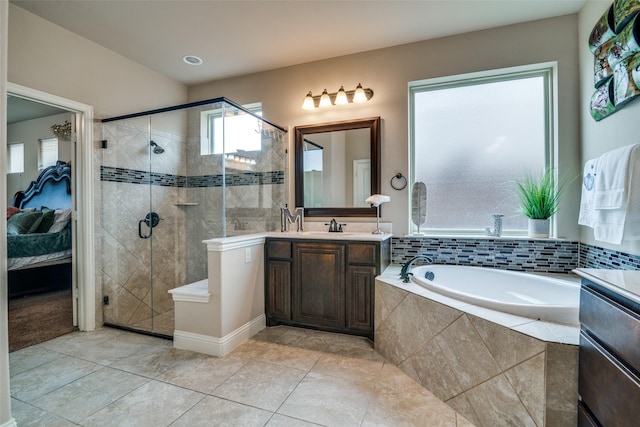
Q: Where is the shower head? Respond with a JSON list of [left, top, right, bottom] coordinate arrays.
[[150, 141, 165, 154]]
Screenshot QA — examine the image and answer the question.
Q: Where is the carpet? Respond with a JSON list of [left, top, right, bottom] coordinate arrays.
[[8, 289, 77, 352]]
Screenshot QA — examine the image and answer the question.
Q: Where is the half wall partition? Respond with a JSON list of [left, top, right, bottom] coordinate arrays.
[[100, 98, 287, 337]]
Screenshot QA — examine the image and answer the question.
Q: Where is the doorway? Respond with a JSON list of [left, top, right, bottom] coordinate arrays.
[[6, 83, 95, 340], [6, 97, 76, 350]]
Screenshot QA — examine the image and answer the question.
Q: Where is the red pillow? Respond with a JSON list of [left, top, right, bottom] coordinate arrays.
[[6, 207, 20, 219]]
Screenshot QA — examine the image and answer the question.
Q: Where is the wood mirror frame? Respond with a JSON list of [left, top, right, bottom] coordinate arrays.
[[295, 116, 381, 217]]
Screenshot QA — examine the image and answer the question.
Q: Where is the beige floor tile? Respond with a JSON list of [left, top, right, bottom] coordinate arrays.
[[266, 414, 325, 426], [9, 325, 476, 427], [30, 367, 150, 423], [81, 379, 204, 427], [9, 344, 65, 377], [212, 360, 306, 411], [231, 339, 321, 371], [10, 399, 77, 427], [157, 354, 246, 393], [311, 353, 384, 383], [10, 355, 101, 402], [108, 343, 201, 378], [362, 383, 457, 427], [39, 327, 162, 365], [252, 341, 323, 371], [278, 371, 375, 427], [171, 395, 273, 427]]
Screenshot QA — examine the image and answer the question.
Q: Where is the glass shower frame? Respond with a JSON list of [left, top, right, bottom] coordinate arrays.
[[100, 98, 287, 337]]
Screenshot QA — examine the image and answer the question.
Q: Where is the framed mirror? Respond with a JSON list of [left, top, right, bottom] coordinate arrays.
[[295, 117, 380, 217]]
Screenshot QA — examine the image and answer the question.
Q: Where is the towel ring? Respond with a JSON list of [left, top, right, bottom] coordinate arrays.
[[390, 173, 407, 190]]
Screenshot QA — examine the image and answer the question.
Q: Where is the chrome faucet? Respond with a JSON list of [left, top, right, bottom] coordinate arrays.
[[400, 255, 433, 283], [485, 214, 504, 237], [281, 207, 304, 232]]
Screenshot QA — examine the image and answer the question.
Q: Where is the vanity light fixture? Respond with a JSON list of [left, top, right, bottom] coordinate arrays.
[[301, 84, 374, 110], [319, 89, 332, 108]]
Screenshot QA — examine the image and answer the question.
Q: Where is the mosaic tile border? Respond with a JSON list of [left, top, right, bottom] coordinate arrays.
[[392, 236, 640, 272], [100, 166, 284, 188], [391, 237, 580, 273], [579, 243, 640, 270]]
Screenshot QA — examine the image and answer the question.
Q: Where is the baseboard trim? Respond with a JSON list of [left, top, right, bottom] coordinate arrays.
[[173, 314, 266, 357], [1, 418, 17, 427]]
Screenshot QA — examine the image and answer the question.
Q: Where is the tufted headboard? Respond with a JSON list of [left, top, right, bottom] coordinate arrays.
[[11, 161, 72, 211]]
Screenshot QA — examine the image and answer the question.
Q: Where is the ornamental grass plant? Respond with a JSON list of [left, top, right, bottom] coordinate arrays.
[[515, 168, 568, 220]]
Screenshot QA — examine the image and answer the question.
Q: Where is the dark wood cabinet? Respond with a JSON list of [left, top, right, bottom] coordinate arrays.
[[578, 280, 640, 427], [292, 242, 345, 328], [265, 237, 389, 339]]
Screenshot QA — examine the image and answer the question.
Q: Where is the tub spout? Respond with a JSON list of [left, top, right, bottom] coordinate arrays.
[[400, 255, 433, 283]]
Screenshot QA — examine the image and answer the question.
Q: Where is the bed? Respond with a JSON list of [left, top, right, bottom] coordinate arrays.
[[7, 161, 73, 298]]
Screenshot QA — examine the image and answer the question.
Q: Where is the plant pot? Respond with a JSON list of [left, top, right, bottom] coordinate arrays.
[[528, 218, 550, 238]]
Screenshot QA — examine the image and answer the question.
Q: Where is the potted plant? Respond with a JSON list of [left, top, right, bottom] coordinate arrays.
[[515, 168, 567, 238]]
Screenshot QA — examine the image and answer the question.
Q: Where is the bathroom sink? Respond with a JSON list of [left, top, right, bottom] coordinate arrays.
[[304, 231, 353, 236]]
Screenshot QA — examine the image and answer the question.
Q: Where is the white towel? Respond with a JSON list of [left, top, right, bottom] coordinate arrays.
[[578, 157, 598, 228], [593, 144, 637, 209], [587, 144, 640, 244], [366, 194, 390, 207]]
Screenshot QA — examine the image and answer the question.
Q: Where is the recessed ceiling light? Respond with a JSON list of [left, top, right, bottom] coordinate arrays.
[[182, 55, 203, 65]]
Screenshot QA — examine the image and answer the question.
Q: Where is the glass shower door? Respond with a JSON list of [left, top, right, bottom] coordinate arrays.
[[146, 109, 189, 336], [101, 115, 155, 334]]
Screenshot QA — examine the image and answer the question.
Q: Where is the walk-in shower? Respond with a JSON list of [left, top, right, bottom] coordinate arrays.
[[100, 98, 287, 337]]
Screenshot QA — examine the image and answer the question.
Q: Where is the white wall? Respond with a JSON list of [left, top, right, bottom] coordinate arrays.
[[8, 3, 187, 118], [189, 14, 581, 238], [579, 1, 640, 256], [7, 112, 73, 203]]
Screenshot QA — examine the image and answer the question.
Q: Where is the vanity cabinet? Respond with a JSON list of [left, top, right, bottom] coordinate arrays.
[[578, 278, 640, 427], [265, 237, 390, 339]]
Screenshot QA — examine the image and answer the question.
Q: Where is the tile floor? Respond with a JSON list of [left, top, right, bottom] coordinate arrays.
[[9, 325, 475, 427]]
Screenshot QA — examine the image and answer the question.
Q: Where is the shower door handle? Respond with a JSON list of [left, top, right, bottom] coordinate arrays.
[[138, 219, 151, 239], [138, 212, 160, 239]]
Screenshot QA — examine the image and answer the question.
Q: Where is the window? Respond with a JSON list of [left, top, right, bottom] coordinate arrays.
[[7, 142, 24, 174], [200, 103, 262, 155], [409, 63, 556, 235], [39, 137, 58, 170]]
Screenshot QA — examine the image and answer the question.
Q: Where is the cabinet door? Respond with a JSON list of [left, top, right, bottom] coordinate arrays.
[[346, 265, 375, 334], [292, 242, 345, 328], [266, 260, 291, 322]]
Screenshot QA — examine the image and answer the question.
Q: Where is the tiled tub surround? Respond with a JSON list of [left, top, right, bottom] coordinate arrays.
[[375, 267, 579, 427]]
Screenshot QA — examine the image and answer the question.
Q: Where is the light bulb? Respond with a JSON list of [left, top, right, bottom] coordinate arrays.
[[319, 89, 332, 108], [353, 83, 367, 103], [301, 91, 315, 110], [335, 86, 348, 105]]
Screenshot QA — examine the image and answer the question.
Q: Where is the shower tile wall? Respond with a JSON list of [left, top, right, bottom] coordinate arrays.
[[100, 116, 188, 335]]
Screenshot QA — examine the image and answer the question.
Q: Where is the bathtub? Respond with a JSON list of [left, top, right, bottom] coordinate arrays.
[[410, 265, 580, 325]]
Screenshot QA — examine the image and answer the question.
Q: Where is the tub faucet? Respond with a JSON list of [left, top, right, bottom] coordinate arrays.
[[485, 214, 504, 237], [400, 255, 433, 283]]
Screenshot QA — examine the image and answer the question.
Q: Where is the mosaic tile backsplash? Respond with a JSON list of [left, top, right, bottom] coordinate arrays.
[[580, 243, 640, 269], [101, 166, 284, 188], [392, 237, 640, 273]]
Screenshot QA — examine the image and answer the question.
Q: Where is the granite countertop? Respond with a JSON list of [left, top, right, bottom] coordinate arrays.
[[574, 268, 640, 305], [267, 231, 393, 241]]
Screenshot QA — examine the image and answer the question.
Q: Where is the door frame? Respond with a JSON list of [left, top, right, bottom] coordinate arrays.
[[7, 82, 96, 332]]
